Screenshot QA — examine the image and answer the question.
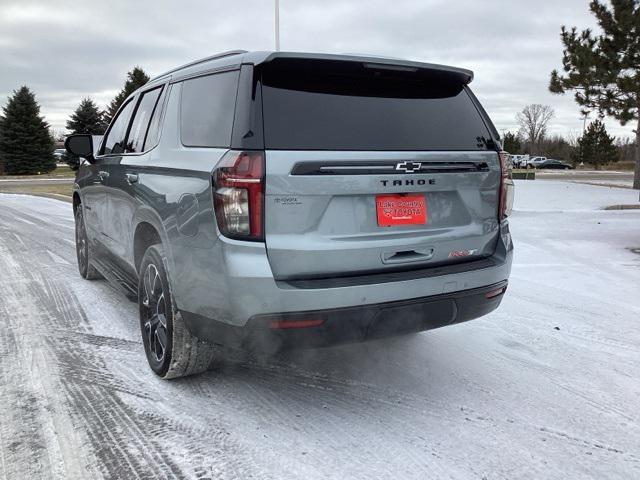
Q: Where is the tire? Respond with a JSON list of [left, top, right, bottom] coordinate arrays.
[[138, 244, 215, 379], [75, 206, 102, 280]]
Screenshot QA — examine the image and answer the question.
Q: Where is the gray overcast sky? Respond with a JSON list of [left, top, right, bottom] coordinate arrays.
[[0, 0, 634, 140]]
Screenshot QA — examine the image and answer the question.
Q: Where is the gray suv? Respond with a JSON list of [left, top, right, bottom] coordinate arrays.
[[66, 51, 514, 379]]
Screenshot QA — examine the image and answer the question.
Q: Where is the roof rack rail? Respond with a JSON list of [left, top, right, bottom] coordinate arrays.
[[150, 50, 248, 82]]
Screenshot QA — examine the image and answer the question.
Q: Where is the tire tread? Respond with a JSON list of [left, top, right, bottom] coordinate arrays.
[[141, 244, 215, 379]]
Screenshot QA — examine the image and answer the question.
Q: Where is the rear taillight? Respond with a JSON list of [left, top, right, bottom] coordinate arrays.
[[498, 150, 514, 220], [213, 150, 264, 241], [485, 286, 507, 299]]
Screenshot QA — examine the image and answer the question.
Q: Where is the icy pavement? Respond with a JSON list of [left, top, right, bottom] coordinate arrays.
[[0, 181, 639, 479]]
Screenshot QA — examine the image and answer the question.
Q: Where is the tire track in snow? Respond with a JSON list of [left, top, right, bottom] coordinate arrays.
[[194, 359, 484, 479], [0, 202, 74, 230], [0, 205, 188, 479], [3, 191, 640, 479], [0, 232, 97, 479], [11, 250, 190, 478], [0, 196, 263, 479]]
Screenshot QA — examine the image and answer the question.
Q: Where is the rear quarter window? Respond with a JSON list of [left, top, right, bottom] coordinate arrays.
[[180, 70, 240, 148]]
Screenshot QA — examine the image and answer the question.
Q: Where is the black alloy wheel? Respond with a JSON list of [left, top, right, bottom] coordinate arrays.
[[75, 207, 101, 279], [140, 261, 171, 372]]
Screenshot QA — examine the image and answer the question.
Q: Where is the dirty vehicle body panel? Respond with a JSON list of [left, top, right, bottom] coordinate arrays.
[[73, 50, 513, 350]]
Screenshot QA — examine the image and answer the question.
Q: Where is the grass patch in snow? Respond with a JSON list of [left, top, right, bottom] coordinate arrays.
[[0, 165, 75, 179], [0, 183, 72, 198]]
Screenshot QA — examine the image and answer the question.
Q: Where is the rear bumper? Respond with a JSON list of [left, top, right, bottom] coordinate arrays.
[[183, 280, 508, 349], [181, 221, 512, 328]]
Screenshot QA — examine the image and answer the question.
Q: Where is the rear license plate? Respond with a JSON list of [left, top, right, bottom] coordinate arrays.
[[375, 194, 426, 227]]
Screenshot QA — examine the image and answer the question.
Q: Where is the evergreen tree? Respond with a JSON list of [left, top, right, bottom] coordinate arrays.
[[502, 131, 522, 154], [67, 97, 107, 135], [0, 114, 4, 175], [65, 97, 107, 170], [106, 66, 149, 123], [573, 120, 618, 169], [0, 86, 55, 175], [549, 0, 640, 188]]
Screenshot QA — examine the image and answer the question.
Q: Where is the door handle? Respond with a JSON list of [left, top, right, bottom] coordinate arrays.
[[381, 248, 435, 265], [98, 170, 109, 181], [125, 173, 138, 184]]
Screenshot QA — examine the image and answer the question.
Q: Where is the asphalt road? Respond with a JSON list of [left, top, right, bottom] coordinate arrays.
[[534, 170, 634, 188], [0, 182, 639, 479]]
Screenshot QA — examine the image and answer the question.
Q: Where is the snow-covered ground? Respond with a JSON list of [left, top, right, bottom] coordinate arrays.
[[0, 181, 639, 479], [515, 179, 639, 211]]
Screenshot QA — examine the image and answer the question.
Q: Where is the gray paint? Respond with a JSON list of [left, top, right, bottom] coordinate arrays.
[[263, 150, 500, 279], [74, 50, 512, 333]]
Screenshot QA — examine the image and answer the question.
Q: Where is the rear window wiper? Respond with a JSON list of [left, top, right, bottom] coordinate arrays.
[[477, 136, 498, 151]]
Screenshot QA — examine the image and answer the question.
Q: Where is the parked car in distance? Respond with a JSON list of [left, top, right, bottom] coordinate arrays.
[[509, 154, 528, 168], [526, 156, 547, 168], [65, 50, 514, 379], [53, 148, 67, 160], [536, 159, 574, 170]]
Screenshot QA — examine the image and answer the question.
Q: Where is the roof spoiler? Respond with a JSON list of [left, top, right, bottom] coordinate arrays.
[[257, 51, 474, 84]]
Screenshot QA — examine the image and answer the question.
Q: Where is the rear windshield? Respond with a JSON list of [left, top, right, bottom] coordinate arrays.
[[260, 59, 492, 151]]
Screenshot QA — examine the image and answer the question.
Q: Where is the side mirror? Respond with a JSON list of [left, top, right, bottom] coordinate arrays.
[[65, 134, 94, 162]]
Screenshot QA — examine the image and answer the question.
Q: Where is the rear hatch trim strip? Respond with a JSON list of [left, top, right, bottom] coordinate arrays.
[[291, 161, 489, 175]]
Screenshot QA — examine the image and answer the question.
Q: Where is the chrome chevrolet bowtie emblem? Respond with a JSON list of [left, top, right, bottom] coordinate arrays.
[[395, 161, 422, 173]]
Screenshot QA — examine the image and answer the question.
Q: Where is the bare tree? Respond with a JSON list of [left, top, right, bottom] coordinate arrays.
[[516, 104, 555, 154], [565, 130, 580, 148]]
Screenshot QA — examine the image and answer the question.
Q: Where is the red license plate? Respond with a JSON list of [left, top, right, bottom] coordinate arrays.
[[375, 194, 427, 227]]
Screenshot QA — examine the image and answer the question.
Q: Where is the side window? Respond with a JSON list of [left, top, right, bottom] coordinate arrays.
[[144, 86, 168, 151], [126, 86, 163, 153], [102, 100, 135, 155], [180, 70, 239, 147]]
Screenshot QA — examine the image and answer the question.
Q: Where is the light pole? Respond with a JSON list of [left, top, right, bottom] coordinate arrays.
[[275, 0, 280, 51], [579, 112, 590, 167], [581, 112, 590, 132]]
